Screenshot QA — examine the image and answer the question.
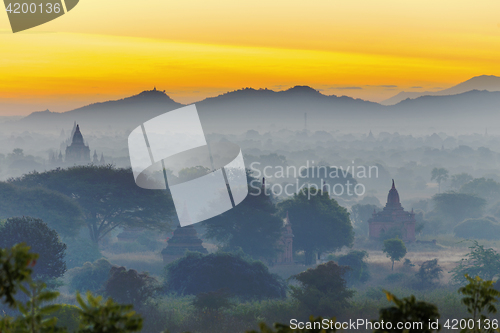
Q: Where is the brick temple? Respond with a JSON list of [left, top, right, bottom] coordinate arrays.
[[368, 180, 416, 242]]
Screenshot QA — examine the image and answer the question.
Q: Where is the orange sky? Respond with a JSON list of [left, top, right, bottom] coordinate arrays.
[[1, 0, 500, 115]]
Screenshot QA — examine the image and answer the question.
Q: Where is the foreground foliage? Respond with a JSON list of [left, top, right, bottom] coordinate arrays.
[[458, 275, 500, 333]]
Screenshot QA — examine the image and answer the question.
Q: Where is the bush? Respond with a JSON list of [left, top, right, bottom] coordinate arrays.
[[105, 266, 159, 309], [337, 250, 370, 285], [68, 258, 112, 293], [454, 217, 500, 240], [414, 259, 443, 289], [192, 289, 234, 312], [385, 273, 407, 283], [164, 251, 286, 299], [0, 216, 66, 279]]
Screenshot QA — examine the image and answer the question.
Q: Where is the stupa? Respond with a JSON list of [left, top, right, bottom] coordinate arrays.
[[161, 206, 208, 264]]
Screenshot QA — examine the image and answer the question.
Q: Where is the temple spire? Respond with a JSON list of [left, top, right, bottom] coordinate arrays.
[[392, 179, 395, 189]]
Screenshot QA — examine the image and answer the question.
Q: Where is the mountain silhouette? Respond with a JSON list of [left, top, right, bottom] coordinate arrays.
[[382, 75, 500, 105], [18, 88, 182, 131], [5, 81, 500, 134]]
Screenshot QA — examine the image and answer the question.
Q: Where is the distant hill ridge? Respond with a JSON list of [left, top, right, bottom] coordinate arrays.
[[382, 75, 500, 105], [8, 77, 500, 133]]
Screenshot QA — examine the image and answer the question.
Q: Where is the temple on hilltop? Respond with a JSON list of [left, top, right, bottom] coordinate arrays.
[[368, 180, 416, 242], [161, 206, 208, 264], [274, 211, 294, 265], [49, 122, 105, 167]]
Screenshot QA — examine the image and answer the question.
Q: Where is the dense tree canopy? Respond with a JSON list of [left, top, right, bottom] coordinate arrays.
[[105, 266, 158, 309], [277, 188, 353, 265], [164, 252, 286, 299], [291, 261, 354, 316], [68, 258, 112, 293], [0, 217, 67, 279], [450, 173, 473, 190], [460, 177, 500, 203], [454, 217, 500, 240], [337, 250, 370, 285], [0, 182, 84, 237], [432, 192, 486, 226], [204, 175, 283, 261], [9, 165, 175, 244]]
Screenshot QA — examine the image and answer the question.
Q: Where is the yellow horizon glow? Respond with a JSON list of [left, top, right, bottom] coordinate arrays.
[[1, 0, 500, 114]]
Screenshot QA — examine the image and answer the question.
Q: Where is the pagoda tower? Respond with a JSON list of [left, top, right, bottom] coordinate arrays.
[[65, 124, 91, 164], [161, 205, 208, 264], [368, 180, 416, 242]]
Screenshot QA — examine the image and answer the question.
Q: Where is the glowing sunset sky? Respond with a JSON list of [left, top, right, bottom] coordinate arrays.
[[1, 0, 500, 114]]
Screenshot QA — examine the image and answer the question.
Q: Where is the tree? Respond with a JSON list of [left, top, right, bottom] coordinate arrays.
[[431, 167, 449, 193], [460, 178, 500, 202], [432, 192, 486, 226], [77, 291, 143, 333], [454, 217, 500, 240], [0, 182, 84, 237], [383, 238, 407, 271], [104, 266, 159, 309], [0, 243, 38, 307], [290, 261, 354, 317], [414, 259, 443, 289], [350, 204, 379, 236], [450, 241, 500, 285], [204, 174, 284, 261], [337, 250, 370, 285], [277, 188, 353, 265], [9, 165, 175, 244], [0, 217, 67, 279], [164, 251, 286, 299], [375, 291, 440, 333], [68, 258, 112, 293], [450, 173, 473, 190], [458, 275, 500, 333]]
